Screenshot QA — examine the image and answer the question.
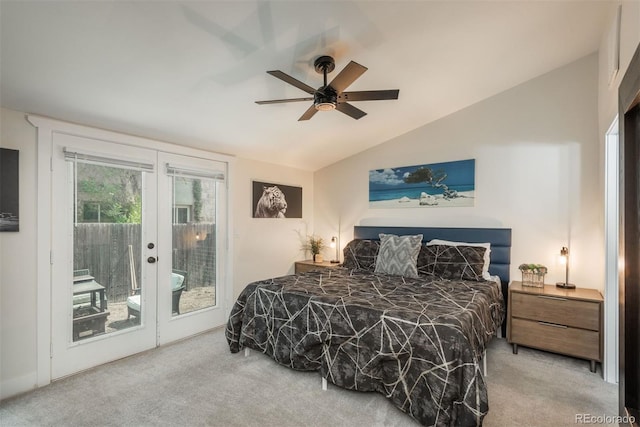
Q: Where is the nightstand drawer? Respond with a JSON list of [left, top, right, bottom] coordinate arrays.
[[510, 318, 600, 361], [511, 292, 600, 331]]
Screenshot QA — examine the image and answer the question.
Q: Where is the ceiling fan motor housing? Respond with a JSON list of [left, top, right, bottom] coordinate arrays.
[[314, 86, 337, 111], [314, 55, 336, 74]]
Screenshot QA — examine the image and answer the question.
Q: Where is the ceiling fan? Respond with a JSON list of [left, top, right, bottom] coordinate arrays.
[[255, 55, 399, 121]]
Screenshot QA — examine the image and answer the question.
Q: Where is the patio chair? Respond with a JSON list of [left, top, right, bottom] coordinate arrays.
[[127, 269, 187, 319], [72, 269, 93, 309], [170, 269, 187, 315]]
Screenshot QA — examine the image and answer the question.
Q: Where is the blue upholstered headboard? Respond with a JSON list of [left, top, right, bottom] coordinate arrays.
[[353, 225, 512, 336], [353, 226, 512, 285]]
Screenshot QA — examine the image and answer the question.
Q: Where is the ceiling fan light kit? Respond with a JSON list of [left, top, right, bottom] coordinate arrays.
[[314, 89, 337, 111], [256, 55, 399, 121]]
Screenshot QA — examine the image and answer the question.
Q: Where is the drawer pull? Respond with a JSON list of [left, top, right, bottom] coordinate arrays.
[[537, 295, 567, 301], [538, 321, 568, 329]]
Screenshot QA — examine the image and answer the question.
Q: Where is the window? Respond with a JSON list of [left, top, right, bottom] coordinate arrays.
[[173, 205, 191, 224]]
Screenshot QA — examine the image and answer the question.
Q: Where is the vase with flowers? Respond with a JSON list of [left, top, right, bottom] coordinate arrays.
[[305, 235, 325, 263]]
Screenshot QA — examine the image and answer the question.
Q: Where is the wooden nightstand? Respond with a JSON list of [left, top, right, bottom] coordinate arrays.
[[294, 260, 341, 274], [507, 281, 603, 372]]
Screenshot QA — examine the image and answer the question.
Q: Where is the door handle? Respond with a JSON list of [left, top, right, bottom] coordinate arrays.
[[147, 257, 157, 264]]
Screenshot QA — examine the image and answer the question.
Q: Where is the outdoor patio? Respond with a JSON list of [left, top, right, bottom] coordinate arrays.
[[104, 286, 215, 333]]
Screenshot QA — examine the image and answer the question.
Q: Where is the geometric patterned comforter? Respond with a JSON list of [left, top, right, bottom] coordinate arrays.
[[226, 267, 504, 427]]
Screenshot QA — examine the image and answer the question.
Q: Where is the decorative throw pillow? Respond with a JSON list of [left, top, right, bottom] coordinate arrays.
[[423, 244, 487, 281], [342, 239, 380, 271], [374, 233, 423, 278], [416, 244, 433, 276], [427, 239, 492, 280]]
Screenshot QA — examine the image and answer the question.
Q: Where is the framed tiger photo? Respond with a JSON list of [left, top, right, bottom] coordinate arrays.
[[252, 180, 302, 218]]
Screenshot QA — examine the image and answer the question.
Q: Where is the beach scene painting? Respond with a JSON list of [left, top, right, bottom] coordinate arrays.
[[369, 159, 475, 208]]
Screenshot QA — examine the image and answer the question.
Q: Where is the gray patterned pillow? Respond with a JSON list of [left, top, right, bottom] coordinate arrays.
[[342, 239, 380, 271], [423, 244, 487, 281], [374, 233, 423, 278]]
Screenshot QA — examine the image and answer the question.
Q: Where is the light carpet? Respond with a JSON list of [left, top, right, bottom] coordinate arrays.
[[0, 327, 617, 426]]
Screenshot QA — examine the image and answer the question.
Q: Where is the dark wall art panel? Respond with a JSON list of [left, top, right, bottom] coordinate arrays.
[[252, 180, 302, 218], [0, 148, 19, 232]]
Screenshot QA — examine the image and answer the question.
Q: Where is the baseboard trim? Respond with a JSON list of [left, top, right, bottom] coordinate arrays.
[[0, 372, 38, 401]]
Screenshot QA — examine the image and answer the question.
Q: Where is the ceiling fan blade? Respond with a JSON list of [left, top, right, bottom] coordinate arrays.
[[328, 61, 367, 93], [336, 102, 367, 120], [255, 97, 314, 105], [267, 70, 316, 94], [339, 89, 399, 102], [298, 104, 318, 121]]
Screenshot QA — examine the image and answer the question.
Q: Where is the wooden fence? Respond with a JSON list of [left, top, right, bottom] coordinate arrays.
[[74, 223, 215, 303]]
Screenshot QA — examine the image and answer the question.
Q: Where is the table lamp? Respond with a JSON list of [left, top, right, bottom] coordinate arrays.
[[556, 246, 575, 289], [330, 236, 340, 263]]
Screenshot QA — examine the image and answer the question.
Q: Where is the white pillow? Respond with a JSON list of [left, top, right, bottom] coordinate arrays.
[[426, 239, 491, 280]]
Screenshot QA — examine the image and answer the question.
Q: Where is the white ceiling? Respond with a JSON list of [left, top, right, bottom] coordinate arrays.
[[0, 1, 612, 171]]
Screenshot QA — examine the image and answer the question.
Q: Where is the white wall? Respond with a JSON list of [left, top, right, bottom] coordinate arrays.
[[0, 109, 38, 398], [231, 158, 313, 299], [314, 54, 603, 291], [0, 107, 314, 399]]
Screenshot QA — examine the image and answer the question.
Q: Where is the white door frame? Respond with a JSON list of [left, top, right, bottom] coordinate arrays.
[[604, 117, 619, 384], [29, 115, 234, 387]]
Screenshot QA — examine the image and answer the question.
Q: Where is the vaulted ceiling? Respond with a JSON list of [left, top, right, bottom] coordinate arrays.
[[0, 1, 612, 170]]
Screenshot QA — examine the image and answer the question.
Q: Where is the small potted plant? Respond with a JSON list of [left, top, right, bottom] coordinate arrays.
[[518, 263, 548, 288], [305, 235, 325, 263]]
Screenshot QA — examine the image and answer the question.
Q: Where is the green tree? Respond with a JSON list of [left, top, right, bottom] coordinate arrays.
[[403, 167, 461, 200], [77, 163, 142, 223], [126, 195, 142, 223], [192, 179, 202, 222], [403, 167, 447, 186]]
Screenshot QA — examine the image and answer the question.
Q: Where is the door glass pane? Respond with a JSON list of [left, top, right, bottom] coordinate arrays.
[[171, 176, 217, 316], [70, 161, 143, 341]]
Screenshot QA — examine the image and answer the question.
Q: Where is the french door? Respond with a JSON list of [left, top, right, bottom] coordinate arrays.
[[50, 133, 228, 379], [157, 151, 228, 344]]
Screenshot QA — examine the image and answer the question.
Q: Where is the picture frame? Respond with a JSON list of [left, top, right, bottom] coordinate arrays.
[[252, 180, 302, 218], [0, 148, 20, 232], [369, 159, 475, 208]]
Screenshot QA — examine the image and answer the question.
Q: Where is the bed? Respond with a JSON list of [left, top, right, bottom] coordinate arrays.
[[226, 226, 511, 426]]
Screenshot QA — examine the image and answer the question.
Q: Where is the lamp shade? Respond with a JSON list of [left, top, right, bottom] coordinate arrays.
[[331, 236, 339, 263]]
